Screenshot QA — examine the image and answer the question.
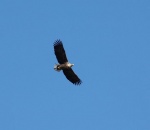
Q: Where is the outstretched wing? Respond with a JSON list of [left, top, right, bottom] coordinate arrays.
[[63, 68, 82, 85], [54, 40, 68, 64]]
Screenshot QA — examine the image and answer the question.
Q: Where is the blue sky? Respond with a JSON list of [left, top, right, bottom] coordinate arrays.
[[0, 0, 150, 130]]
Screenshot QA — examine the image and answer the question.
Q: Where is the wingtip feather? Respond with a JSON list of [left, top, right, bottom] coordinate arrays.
[[74, 80, 82, 85], [54, 39, 62, 46]]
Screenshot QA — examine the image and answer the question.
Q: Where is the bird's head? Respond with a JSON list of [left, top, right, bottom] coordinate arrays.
[[67, 62, 74, 67], [71, 64, 74, 67]]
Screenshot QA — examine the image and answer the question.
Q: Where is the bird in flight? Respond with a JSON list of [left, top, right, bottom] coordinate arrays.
[[53, 39, 82, 85]]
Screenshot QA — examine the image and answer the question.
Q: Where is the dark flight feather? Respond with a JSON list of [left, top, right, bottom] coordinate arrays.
[[63, 68, 82, 85], [54, 40, 68, 64]]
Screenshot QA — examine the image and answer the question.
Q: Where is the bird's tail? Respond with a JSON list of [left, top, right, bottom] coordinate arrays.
[[54, 64, 61, 72]]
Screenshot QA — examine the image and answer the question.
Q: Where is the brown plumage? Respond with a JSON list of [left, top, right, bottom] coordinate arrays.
[[53, 40, 82, 85]]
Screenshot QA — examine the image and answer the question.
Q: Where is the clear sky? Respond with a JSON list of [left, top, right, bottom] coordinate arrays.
[[0, 0, 150, 130]]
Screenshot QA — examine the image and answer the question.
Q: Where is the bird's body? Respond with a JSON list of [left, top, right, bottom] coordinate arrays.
[[54, 62, 74, 71], [53, 40, 82, 85]]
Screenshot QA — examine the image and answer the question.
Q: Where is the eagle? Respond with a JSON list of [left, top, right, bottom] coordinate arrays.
[[53, 39, 82, 85]]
